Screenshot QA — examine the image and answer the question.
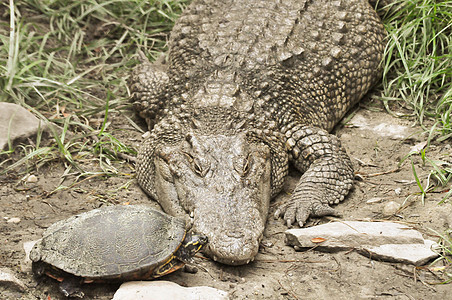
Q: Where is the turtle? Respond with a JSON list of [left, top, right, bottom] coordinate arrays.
[[29, 205, 208, 298]]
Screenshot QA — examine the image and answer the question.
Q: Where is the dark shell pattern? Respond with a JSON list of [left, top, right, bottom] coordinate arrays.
[[30, 205, 186, 280]]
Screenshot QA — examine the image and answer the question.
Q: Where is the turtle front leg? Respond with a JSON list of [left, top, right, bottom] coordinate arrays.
[[59, 276, 84, 298], [275, 125, 354, 227]]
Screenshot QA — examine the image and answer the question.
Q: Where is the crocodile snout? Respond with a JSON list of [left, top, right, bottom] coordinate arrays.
[[192, 202, 266, 265], [204, 231, 262, 265]]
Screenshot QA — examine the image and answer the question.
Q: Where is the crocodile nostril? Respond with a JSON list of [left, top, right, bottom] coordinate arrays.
[[215, 185, 224, 193]]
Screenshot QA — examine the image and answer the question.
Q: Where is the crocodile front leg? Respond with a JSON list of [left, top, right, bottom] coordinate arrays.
[[130, 53, 169, 131], [275, 126, 354, 227]]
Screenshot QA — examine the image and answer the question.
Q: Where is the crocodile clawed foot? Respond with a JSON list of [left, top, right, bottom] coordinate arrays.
[[274, 199, 341, 228]]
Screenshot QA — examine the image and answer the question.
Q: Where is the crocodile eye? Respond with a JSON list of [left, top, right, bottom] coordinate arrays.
[[193, 158, 204, 177], [242, 156, 250, 176], [182, 151, 208, 177]]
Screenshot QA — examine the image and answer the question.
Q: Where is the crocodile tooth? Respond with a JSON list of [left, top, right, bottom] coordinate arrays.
[[213, 255, 218, 262], [250, 256, 255, 262], [246, 259, 250, 264]]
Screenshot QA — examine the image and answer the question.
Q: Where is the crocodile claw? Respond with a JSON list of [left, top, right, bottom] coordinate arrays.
[[275, 199, 340, 228]]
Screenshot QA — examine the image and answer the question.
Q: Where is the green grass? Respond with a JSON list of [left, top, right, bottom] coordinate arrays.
[[378, 0, 451, 201], [0, 0, 188, 177], [429, 228, 452, 284], [380, 0, 451, 139]]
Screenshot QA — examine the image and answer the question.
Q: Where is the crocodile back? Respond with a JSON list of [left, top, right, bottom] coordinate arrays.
[[166, 0, 385, 131]]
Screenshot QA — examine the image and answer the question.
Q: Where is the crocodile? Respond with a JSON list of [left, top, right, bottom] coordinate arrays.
[[129, 0, 386, 265]]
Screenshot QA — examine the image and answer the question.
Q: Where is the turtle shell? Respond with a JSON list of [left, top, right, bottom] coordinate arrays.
[[30, 205, 186, 280]]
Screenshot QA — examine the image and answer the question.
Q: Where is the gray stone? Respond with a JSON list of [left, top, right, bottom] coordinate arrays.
[[0, 267, 26, 291], [366, 197, 383, 204], [0, 102, 47, 150], [410, 141, 428, 153], [113, 281, 229, 300], [349, 112, 419, 140], [6, 217, 20, 223], [382, 201, 401, 216], [285, 221, 439, 265], [285, 221, 425, 248], [364, 239, 439, 265]]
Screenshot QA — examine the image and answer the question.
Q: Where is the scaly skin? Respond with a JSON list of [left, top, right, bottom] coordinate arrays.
[[130, 0, 386, 265]]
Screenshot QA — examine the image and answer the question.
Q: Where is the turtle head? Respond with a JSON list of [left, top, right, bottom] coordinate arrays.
[[177, 232, 208, 263], [184, 233, 208, 255]]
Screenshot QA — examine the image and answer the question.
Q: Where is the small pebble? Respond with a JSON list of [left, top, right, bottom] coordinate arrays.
[[7, 217, 21, 224], [394, 188, 402, 195], [26, 174, 38, 183], [410, 141, 427, 153], [383, 201, 401, 216], [366, 197, 383, 204], [142, 131, 151, 139], [183, 264, 198, 274]]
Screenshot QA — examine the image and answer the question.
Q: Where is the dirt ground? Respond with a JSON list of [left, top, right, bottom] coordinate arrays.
[[1, 99, 451, 300]]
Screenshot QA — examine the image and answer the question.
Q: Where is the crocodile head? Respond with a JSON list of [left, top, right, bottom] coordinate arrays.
[[151, 131, 271, 265]]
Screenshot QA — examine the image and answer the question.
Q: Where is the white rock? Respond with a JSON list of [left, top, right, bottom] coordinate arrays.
[[0, 268, 26, 291], [410, 141, 428, 153], [286, 221, 424, 248], [21, 240, 38, 273], [348, 112, 418, 140], [366, 197, 383, 204], [363, 239, 439, 266], [26, 174, 38, 183], [383, 201, 401, 216], [6, 217, 21, 224], [113, 281, 229, 300], [285, 221, 438, 265], [0, 103, 47, 150]]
